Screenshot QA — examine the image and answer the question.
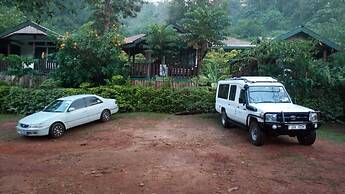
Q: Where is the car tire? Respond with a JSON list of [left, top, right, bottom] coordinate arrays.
[[49, 122, 65, 138], [297, 131, 316, 146], [221, 110, 232, 128], [100, 109, 111, 122], [249, 120, 265, 146]]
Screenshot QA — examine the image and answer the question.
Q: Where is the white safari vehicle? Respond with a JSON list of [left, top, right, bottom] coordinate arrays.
[[17, 94, 119, 138], [215, 77, 320, 146]]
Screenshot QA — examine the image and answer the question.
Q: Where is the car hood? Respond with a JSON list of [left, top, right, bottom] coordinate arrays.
[[19, 111, 59, 124], [251, 103, 314, 113]]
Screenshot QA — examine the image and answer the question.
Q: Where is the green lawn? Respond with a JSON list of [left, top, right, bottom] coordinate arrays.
[[0, 114, 19, 123], [317, 124, 345, 143]]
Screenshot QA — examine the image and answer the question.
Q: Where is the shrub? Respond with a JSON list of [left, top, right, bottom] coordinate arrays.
[[53, 22, 128, 87], [0, 80, 9, 86], [0, 54, 37, 76], [105, 75, 127, 86], [0, 86, 215, 115], [39, 79, 62, 89]]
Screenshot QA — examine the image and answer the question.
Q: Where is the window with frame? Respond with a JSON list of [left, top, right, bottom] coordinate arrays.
[[86, 97, 102, 107], [218, 84, 230, 99], [70, 98, 86, 110], [229, 85, 237, 101], [239, 89, 246, 104]]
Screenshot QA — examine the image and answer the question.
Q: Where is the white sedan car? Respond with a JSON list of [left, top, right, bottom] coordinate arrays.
[[16, 94, 119, 138]]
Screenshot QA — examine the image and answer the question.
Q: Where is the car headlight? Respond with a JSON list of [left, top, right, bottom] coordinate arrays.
[[265, 114, 278, 122], [29, 123, 44, 128], [309, 112, 318, 122]]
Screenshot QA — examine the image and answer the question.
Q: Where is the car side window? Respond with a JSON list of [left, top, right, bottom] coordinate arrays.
[[218, 84, 230, 99], [86, 97, 102, 107], [70, 98, 86, 110], [239, 89, 246, 104], [229, 85, 237, 101]]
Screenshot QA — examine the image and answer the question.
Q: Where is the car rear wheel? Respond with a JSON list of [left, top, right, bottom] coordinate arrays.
[[49, 122, 65, 138], [100, 109, 111, 122], [249, 120, 265, 146], [297, 131, 316, 145], [221, 110, 232, 128]]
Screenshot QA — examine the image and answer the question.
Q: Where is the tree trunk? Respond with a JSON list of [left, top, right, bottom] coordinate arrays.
[[195, 42, 208, 75], [103, 0, 112, 32]]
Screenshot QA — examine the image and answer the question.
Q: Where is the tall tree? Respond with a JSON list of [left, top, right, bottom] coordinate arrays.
[[181, 0, 230, 72], [4, 0, 66, 23], [88, 0, 145, 33]]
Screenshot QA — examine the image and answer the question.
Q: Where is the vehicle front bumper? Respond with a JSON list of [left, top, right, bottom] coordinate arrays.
[[16, 126, 50, 136], [259, 122, 320, 136]]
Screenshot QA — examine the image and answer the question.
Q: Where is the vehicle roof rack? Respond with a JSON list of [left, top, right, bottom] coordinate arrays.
[[227, 76, 278, 83]]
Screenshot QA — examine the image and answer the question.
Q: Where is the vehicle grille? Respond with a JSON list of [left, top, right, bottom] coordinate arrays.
[[277, 112, 309, 122], [20, 123, 29, 128]]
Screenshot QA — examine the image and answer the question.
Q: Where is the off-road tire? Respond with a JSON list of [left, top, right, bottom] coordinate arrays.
[[221, 110, 232, 128], [297, 131, 316, 146], [249, 120, 266, 146], [100, 109, 111, 122], [49, 122, 65, 138]]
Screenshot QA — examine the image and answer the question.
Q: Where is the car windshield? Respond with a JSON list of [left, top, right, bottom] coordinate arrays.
[[43, 100, 71, 113], [248, 86, 291, 103]]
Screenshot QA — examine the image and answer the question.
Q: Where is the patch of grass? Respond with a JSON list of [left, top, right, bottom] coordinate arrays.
[[114, 112, 170, 120], [0, 114, 19, 123], [317, 124, 345, 143]]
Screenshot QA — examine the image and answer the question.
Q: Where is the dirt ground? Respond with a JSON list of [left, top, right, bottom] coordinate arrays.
[[0, 113, 344, 194]]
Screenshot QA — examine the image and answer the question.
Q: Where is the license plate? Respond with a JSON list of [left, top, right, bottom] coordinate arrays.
[[288, 124, 306, 130]]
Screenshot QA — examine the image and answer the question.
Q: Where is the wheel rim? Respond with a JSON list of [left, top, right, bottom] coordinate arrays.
[[53, 124, 63, 137], [221, 114, 225, 125], [103, 111, 110, 120], [251, 127, 258, 141]]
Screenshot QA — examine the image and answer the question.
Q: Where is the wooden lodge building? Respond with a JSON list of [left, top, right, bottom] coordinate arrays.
[[0, 21, 60, 73], [273, 25, 340, 61], [122, 28, 198, 80], [0, 21, 341, 81]]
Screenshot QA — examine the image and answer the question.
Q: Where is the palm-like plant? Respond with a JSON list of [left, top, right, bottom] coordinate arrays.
[[145, 24, 179, 64]]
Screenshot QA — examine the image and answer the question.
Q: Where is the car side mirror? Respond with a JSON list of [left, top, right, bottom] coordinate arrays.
[[68, 107, 76, 112]]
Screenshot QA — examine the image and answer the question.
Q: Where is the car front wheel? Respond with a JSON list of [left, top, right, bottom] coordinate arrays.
[[249, 120, 265, 146], [100, 110, 111, 122], [49, 122, 65, 138], [297, 131, 316, 145]]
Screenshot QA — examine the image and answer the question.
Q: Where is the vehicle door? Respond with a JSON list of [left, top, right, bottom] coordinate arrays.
[[65, 98, 88, 128], [85, 96, 104, 121], [216, 83, 230, 113], [234, 87, 248, 125], [226, 85, 238, 120]]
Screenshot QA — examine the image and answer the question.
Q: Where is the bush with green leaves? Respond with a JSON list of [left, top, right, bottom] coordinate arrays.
[[195, 49, 238, 88], [0, 86, 215, 115], [53, 22, 128, 87], [39, 78, 63, 89], [0, 54, 37, 76], [235, 40, 345, 120]]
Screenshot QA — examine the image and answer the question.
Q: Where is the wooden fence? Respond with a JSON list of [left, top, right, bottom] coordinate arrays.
[[131, 63, 197, 79], [131, 79, 196, 89], [0, 60, 58, 74]]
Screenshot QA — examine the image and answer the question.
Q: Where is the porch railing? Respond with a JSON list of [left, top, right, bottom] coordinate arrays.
[[130, 63, 197, 79], [0, 60, 58, 75]]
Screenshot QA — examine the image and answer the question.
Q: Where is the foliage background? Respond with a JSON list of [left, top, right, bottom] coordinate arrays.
[[0, 86, 215, 115]]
